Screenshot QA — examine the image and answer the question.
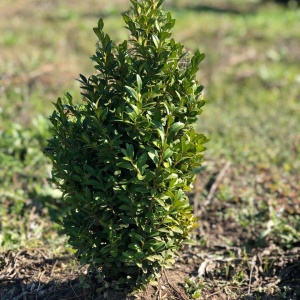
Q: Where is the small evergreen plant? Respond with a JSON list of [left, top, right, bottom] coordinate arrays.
[[45, 0, 207, 292]]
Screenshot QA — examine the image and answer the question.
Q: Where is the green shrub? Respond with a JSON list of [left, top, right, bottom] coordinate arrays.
[[45, 0, 206, 292]]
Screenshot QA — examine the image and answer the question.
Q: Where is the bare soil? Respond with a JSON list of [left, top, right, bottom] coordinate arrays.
[[1, 161, 300, 299], [1, 244, 300, 299]]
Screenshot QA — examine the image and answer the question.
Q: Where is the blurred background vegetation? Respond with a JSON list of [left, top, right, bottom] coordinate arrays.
[[0, 0, 299, 253]]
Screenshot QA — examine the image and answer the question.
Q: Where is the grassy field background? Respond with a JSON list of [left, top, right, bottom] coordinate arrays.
[[0, 0, 300, 299]]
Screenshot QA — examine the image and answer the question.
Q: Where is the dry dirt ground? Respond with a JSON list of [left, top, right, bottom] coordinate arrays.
[[1, 161, 300, 300], [0, 246, 300, 300], [1, 240, 300, 299]]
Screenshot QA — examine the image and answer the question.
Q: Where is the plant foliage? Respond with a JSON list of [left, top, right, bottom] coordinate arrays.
[[45, 0, 206, 292]]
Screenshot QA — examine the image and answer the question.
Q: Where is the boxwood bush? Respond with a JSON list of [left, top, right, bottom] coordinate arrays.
[[45, 0, 207, 292]]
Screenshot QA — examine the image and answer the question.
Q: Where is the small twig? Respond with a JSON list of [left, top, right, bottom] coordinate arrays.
[[50, 260, 58, 277], [36, 270, 45, 300], [20, 281, 28, 300], [207, 290, 222, 298], [0, 277, 28, 282], [8, 286, 16, 300], [206, 161, 231, 204], [248, 255, 257, 295], [13, 292, 27, 300], [70, 282, 81, 300], [193, 174, 202, 217], [163, 269, 189, 300]]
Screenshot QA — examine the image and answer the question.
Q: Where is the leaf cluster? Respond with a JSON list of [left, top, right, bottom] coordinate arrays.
[[45, 0, 207, 292]]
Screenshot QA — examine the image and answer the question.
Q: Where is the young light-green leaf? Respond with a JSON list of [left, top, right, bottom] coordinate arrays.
[[125, 86, 138, 101], [136, 74, 142, 92]]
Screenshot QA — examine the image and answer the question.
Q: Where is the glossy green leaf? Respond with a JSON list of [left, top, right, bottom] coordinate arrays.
[[137, 152, 147, 171], [169, 122, 184, 137], [125, 86, 138, 100], [163, 148, 173, 160], [116, 161, 134, 170], [148, 150, 159, 165]]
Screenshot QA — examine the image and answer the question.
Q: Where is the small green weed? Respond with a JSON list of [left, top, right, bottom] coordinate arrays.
[[184, 277, 205, 299], [0, 116, 65, 250]]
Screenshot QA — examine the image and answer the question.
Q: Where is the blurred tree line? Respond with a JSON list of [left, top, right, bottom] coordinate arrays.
[[264, 0, 300, 4]]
